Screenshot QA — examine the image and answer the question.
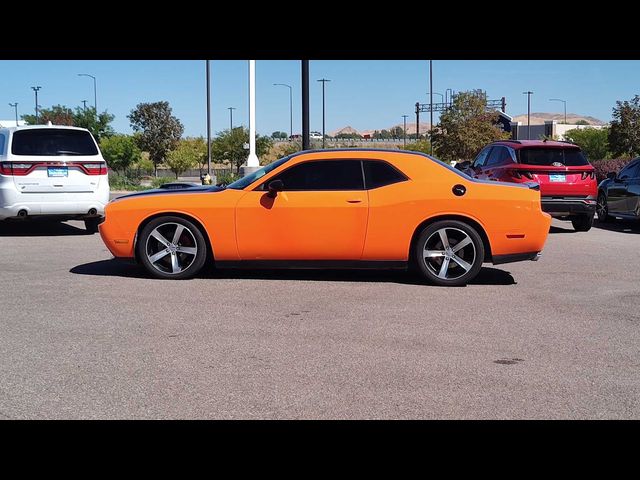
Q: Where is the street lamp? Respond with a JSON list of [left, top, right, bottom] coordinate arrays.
[[549, 98, 567, 124], [31, 86, 41, 123], [445, 88, 453, 106], [273, 83, 293, 139], [78, 73, 97, 118], [523, 91, 534, 140], [426, 92, 444, 103], [8, 103, 18, 126], [227, 107, 236, 130], [401, 115, 408, 147], [317, 78, 331, 149]]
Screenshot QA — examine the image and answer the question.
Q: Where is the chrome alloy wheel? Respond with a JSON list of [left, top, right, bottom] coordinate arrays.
[[144, 222, 198, 275], [423, 227, 476, 280]]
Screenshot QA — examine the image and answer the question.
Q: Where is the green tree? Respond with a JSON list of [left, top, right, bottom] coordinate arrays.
[[609, 95, 640, 157], [211, 127, 273, 173], [564, 127, 610, 161], [128, 101, 184, 176], [271, 131, 288, 139], [100, 134, 142, 173], [22, 104, 115, 142], [165, 139, 203, 179], [431, 90, 510, 162], [402, 139, 432, 155], [574, 119, 590, 125]]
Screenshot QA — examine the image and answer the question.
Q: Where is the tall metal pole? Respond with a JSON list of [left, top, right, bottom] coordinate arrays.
[[317, 78, 331, 149], [82, 100, 87, 113], [31, 86, 41, 124], [206, 60, 211, 176], [402, 115, 408, 147], [247, 60, 259, 169], [523, 91, 533, 140], [415, 102, 420, 143], [550, 98, 567, 124], [429, 60, 433, 154], [78, 74, 97, 119], [302, 61, 310, 150], [9, 103, 18, 126], [273, 83, 293, 138], [228, 107, 235, 130]]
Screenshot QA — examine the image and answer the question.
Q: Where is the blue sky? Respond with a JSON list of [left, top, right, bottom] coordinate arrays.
[[0, 60, 637, 136]]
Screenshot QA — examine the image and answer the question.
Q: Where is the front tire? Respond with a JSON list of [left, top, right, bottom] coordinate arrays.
[[414, 220, 484, 286], [596, 191, 611, 222], [137, 216, 207, 279], [571, 213, 594, 232]]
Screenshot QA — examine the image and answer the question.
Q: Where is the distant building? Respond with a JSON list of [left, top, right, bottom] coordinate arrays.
[[510, 120, 605, 141]]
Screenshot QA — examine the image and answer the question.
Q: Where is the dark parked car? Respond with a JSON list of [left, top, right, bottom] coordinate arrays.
[[457, 140, 597, 231], [596, 157, 640, 221]]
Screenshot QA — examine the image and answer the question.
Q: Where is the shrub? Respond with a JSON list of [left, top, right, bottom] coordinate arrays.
[[591, 158, 631, 183], [109, 172, 146, 191], [215, 171, 240, 186], [150, 176, 174, 188]]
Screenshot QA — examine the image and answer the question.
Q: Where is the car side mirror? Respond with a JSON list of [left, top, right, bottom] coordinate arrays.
[[454, 161, 470, 171], [267, 179, 284, 198], [607, 171, 616, 180]]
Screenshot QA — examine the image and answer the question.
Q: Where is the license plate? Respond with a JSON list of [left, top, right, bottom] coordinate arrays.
[[549, 174, 565, 182], [47, 167, 68, 177]]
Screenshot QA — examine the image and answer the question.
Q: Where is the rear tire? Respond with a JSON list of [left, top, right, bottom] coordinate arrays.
[[571, 214, 594, 232], [596, 191, 611, 222], [414, 220, 484, 286], [137, 216, 207, 279], [84, 217, 101, 234]]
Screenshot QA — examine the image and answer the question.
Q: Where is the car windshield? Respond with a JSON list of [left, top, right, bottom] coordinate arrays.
[[226, 155, 293, 190], [11, 128, 99, 156], [518, 148, 589, 166]]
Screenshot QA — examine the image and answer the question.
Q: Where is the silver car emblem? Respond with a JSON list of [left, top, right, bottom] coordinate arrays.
[[552, 162, 563, 167]]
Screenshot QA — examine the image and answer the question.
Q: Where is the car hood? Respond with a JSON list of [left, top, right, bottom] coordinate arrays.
[[113, 185, 225, 201]]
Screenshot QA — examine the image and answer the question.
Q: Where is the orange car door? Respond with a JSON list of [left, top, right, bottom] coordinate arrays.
[[235, 159, 368, 260]]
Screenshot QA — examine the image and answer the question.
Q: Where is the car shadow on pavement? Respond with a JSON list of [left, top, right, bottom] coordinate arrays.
[[0, 220, 88, 237], [592, 219, 640, 234], [70, 259, 516, 286], [549, 225, 575, 234]]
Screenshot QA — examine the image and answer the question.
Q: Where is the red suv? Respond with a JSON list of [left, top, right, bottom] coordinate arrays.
[[462, 140, 597, 231]]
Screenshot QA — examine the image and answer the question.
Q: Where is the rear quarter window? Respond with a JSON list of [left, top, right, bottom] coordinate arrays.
[[11, 129, 98, 156], [0, 134, 5, 155]]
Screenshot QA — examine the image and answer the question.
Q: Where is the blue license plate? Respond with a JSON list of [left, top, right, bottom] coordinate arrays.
[[549, 174, 565, 182], [47, 167, 68, 177]]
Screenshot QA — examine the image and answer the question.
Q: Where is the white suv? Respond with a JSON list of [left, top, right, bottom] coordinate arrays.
[[0, 125, 109, 232]]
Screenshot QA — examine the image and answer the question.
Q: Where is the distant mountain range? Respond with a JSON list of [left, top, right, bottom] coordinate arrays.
[[511, 112, 606, 125]]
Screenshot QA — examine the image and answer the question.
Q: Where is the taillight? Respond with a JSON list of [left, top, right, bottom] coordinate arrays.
[[81, 162, 108, 175], [509, 169, 522, 179], [509, 169, 534, 180], [522, 171, 534, 180], [581, 171, 595, 180], [0, 162, 35, 176]]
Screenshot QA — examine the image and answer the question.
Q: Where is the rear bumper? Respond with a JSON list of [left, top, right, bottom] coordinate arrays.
[[541, 196, 596, 216], [493, 251, 541, 265]]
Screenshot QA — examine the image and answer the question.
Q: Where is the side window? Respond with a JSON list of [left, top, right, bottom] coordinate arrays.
[[486, 146, 505, 166], [619, 161, 640, 179], [363, 160, 408, 189], [262, 160, 364, 191], [0, 134, 5, 155], [473, 147, 492, 168]]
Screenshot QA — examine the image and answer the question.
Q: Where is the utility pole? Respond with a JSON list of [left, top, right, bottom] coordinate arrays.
[[228, 107, 236, 130], [81, 100, 88, 113], [317, 78, 331, 149], [302, 61, 310, 150], [31, 86, 41, 123], [415, 102, 420, 143], [523, 91, 534, 139], [429, 60, 433, 154], [8, 103, 18, 126], [402, 115, 408, 147]]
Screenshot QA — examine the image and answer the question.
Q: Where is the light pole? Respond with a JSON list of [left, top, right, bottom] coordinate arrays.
[[445, 88, 453, 106], [402, 115, 408, 147], [273, 83, 293, 139], [206, 60, 212, 177], [549, 98, 567, 124], [317, 78, 331, 149], [78, 73, 97, 118], [81, 100, 88, 113], [427, 92, 444, 103], [523, 91, 534, 140], [31, 86, 41, 123], [227, 107, 236, 130], [8, 103, 18, 126], [429, 60, 433, 154]]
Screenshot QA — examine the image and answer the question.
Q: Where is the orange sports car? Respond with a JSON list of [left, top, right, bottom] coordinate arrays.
[[99, 149, 551, 286]]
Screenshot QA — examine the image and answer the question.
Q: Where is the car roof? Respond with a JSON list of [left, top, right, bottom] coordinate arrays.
[[491, 139, 580, 149], [0, 125, 91, 134]]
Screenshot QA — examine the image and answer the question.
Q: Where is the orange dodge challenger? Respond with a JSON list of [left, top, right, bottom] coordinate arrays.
[[99, 149, 551, 286]]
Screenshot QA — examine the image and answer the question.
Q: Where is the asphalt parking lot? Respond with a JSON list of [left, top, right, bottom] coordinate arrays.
[[0, 212, 639, 419]]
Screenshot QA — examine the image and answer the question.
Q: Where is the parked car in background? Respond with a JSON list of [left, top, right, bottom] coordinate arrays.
[[0, 125, 109, 232], [457, 140, 597, 231], [310, 131, 323, 140], [99, 149, 551, 286], [596, 157, 640, 222]]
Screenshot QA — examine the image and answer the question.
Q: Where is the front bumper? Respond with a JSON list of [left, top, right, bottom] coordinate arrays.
[[541, 196, 596, 216]]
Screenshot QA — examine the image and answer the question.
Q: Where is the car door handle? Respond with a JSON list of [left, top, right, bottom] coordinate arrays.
[[347, 199, 362, 203]]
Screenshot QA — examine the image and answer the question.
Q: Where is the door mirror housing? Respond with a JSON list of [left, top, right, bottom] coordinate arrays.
[[267, 179, 284, 198], [454, 161, 470, 171]]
